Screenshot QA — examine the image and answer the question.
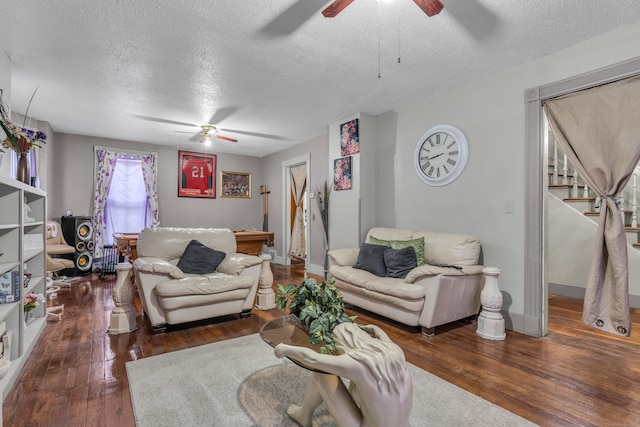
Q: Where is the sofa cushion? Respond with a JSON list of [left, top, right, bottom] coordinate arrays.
[[384, 246, 417, 279], [137, 227, 237, 260], [327, 248, 360, 267], [154, 273, 255, 298], [369, 235, 425, 266], [330, 264, 381, 289], [177, 240, 227, 274], [413, 231, 481, 266], [353, 243, 388, 277]]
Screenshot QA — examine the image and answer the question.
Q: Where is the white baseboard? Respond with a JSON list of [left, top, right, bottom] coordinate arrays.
[[549, 282, 640, 308]]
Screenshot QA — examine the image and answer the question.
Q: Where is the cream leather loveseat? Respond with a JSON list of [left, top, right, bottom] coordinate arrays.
[[133, 227, 262, 332], [328, 227, 484, 336]]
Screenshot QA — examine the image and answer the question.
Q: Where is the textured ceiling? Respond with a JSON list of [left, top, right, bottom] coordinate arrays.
[[3, 0, 640, 157]]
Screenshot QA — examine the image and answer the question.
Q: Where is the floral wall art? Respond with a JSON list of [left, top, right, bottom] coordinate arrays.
[[340, 118, 359, 156], [333, 156, 352, 191]]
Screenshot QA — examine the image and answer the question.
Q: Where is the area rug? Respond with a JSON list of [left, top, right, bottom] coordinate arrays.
[[126, 334, 537, 427]]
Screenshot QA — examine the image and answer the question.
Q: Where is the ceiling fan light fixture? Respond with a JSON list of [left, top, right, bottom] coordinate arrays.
[[201, 124, 216, 136]]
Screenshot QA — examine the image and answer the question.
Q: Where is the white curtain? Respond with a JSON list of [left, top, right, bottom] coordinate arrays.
[[93, 148, 118, 258], [288, 165, 307, 260], [105, 158, 151, 243], [93, 148, 160, 258], [544, 75, 640, 336], [140, 153, 160, 227]]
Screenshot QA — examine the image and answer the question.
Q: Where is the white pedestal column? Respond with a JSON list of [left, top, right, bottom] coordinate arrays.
[[255, 254, 276, 310], [108, 262, 137, 335], [476, 267, 506, 341]]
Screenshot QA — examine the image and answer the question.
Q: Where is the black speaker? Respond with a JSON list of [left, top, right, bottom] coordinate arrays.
[[61, 216, 94, 276]]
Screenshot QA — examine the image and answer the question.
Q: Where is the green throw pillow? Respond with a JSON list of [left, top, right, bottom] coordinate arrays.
[[369, 235, 425, 266]]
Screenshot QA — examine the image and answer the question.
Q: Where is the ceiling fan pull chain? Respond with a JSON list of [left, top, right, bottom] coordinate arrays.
[[397, 0, 401, 64], [378, 0, 382, 78]]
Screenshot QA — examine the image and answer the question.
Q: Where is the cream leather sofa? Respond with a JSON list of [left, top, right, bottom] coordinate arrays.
[[133, 227, 262, 332], [328, 227, 484, 336]]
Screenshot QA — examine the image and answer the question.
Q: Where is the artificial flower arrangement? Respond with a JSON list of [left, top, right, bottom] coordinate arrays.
[[23, 292, 40, 313], [0, 88, 47, 155]]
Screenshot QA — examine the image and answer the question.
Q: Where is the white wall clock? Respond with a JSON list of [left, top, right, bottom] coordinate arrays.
[[414, 124, 469, 187]]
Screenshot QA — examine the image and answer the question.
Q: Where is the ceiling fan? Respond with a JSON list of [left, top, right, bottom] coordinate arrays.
[[322, 0, 444, 17], [182, 124, 238, 143], [134, 109, 286, 145]]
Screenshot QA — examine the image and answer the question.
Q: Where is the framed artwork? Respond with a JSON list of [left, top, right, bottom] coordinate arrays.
[[340, 118, 359, 156], [334, 156, 352, 191], [178, 150, 216, 198], [220, 171, 252, 198]]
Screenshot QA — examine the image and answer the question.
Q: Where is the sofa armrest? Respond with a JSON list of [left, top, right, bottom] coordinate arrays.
[[405, 264, 484, 283], [217, 253, 262, 275], [328, 248, 359, 267], [133, 257, 185, 279]]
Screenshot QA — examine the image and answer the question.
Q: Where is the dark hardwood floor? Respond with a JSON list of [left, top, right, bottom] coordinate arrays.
[[3, 265, 639, 426]]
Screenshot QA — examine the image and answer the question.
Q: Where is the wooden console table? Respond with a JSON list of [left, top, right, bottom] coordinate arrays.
[[113, 232, 140, 263], [113, 230, 274, 260], [233, 230, 274, 256]]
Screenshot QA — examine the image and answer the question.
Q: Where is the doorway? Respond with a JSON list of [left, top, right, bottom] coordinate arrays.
[[525, 57, 640, 337], [282, 154, 310, 271]]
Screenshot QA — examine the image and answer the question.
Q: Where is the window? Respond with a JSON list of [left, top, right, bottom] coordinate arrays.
[[104, 156, 151, 245], [93, 147, 159, 258]]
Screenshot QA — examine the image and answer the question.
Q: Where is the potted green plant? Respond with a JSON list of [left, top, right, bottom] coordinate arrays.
[[276, 277, 355, 354]]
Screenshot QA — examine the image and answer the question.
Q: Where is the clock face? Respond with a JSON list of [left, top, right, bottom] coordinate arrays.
[[414, 124, 468, 186]]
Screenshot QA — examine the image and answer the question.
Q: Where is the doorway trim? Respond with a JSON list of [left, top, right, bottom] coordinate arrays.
[[524, 56, 640, 337], [282, 154, 311, 269]]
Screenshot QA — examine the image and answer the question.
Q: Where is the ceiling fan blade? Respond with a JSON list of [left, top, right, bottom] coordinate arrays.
[[322, 0, 354, 17], [207, 107, 239, 126], [216, 135, 238, 143], [413, 0, 444, 17], [443, 0, 499, 40], [259, 0, 329, 37], [133, 115, 199, 128], [218, 128, 286, 140]]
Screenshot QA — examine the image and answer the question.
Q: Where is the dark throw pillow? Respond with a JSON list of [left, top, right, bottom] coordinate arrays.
[[384, 246, 417, 279], [369, 235, 425, 266], [177, 240, 226, 274], [353, 243, 389, 277]]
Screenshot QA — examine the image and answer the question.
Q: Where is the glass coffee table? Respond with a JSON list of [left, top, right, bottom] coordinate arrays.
[[259, 315, 324, 372]]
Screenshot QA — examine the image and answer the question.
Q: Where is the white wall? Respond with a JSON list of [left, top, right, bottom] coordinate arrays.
[[49, 133, 264, 230], [328, 113, 380, 250], [547, 194, 640, 305], [261, 133, 329, 272], [328, 113, 363, 250], [390, 21, 640, 329]]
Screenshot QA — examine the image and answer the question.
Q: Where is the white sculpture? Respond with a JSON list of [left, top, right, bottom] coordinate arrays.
[[274, 323, 413, 427], [23, 195, 35, 223]]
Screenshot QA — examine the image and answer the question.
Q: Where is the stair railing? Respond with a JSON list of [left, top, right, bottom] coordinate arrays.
[[549, 136, 639, 227]]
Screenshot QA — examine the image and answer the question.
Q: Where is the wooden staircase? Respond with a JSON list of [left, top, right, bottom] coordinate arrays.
[[548, 178, 640, 251]]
